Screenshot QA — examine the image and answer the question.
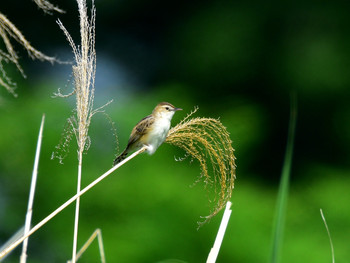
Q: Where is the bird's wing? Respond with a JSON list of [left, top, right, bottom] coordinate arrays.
[[127, 115, 154, 146]]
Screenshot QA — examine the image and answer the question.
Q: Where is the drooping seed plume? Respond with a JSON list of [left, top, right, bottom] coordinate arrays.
[[0, 12, 57, 96], [166, 107, 236, 226], [33, 0, 64, 14]]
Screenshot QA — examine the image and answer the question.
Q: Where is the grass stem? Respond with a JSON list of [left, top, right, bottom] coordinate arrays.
[[270, 94, 297, 263], [206, 201, 232, 263], [320, 209, 335, 263], [72, 151, 83, 262], [20, 115, 45, 263], [0, 147, 146, 260], [68, 228, 105, 263]]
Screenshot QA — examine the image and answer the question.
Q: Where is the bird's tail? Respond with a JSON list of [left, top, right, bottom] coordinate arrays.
[[113, 150, 128, 166]]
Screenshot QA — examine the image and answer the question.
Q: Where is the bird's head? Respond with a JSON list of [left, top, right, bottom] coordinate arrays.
[[153, 102, 182, 120]]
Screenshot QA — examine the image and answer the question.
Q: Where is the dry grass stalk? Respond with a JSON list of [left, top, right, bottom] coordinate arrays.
[[20, 115, 45, 263], [166, 107, 236, 226], [33, 0, 64, 14], [206, 201, 232, 263], [0, 147, 147, 260], [0, 12, 57, 96], [0, 227, 25, 262], [68, 228, 106, 263]]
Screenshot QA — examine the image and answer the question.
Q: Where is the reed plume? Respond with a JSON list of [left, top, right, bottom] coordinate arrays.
[[33, 0, 64, 14], [166, 107, 236, 226], [0, 0, 62, 96], [56, 1, 98, 261]]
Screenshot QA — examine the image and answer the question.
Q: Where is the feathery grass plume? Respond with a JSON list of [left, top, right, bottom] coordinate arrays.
[[55, 1, 98, 261], [56, 1, 97, 154], [166, 107, 236, 226], [33, 0, 65, 14], [51, 116, 76, 164], [0, 12, 57, 96]]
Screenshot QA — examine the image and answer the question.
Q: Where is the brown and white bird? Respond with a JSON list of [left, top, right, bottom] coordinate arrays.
[[113, 102, 182, 165]]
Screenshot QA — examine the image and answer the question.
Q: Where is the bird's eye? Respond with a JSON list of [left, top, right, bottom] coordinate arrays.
[[165, 107, 170, 111]]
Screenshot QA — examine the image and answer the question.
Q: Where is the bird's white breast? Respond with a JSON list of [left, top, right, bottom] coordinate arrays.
[[146, 116, 171, 154]]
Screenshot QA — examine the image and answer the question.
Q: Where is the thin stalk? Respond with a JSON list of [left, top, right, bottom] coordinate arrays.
[[96, 229, 106, 263], [70, 228, 105, 263], [270, 94, 297, 263], [0, 227, 24, 261], [20, 115, 45, 263], [206, 201, 232, 263], [320, 209, 335, 263], [0, 147, 146, 260], [72, 150, 83, 262]]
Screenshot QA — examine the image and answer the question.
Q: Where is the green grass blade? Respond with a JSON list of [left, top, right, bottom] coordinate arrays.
[[320, 209, 335, 263], [270, 94, 297, 263]]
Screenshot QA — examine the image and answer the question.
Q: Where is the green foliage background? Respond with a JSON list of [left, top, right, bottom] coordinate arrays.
[[1, 0, 350, 262]]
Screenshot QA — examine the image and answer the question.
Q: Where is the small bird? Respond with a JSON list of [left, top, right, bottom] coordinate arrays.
[[113, 102, 182, 165]]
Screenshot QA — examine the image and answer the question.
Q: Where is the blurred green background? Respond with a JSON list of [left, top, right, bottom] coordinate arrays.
[[1, 0, 350, 262]]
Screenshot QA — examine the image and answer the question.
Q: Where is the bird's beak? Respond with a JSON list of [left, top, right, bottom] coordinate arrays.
[[174, 107, 182, 111]]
